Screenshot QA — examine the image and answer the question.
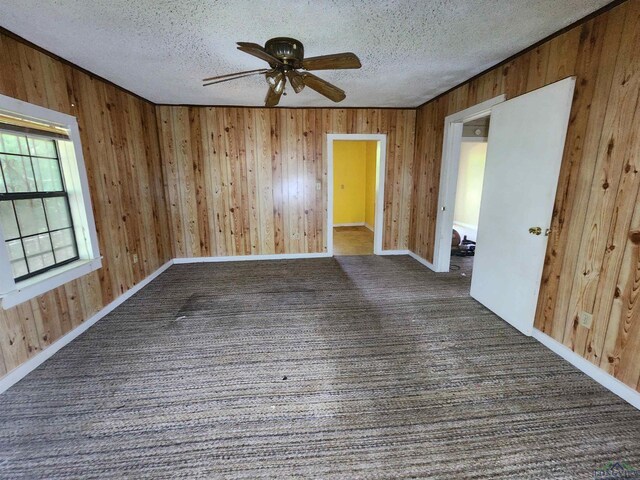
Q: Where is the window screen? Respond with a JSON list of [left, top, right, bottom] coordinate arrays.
[[0, 131, 79, 281]]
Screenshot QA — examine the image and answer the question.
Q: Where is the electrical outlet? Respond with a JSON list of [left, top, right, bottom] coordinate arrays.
[[132, 253, 138, 264], [316, 182, 321, 191], [579, 311, 593, 329]]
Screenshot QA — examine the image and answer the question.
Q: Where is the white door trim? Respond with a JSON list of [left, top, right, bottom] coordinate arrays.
[[432, 94, 506, 272], [327, 134, 387, 256]]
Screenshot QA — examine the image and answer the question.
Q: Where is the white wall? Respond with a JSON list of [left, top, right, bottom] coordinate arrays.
[[453, 141, 487, 242]]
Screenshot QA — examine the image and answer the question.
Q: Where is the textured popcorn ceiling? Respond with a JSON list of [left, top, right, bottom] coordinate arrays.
[[0, 0, 609, 107]]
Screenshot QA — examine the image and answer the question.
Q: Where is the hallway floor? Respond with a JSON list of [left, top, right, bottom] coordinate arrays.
[[333, 226, 373, 255]]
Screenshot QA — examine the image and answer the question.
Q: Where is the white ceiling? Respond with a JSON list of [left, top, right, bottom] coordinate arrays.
[[0, 0, 609, 107]]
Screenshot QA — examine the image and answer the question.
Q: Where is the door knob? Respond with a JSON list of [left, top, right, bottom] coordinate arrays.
[[529, 226, 542, 235]]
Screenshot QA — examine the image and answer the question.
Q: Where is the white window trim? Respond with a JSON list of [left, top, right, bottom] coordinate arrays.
[[0, 93, 101, 309]]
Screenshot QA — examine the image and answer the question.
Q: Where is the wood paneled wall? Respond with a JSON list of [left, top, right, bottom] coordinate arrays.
[[156, 107, 416, 257], [0, 32, 172, 377], [410, 0, 640, 391]]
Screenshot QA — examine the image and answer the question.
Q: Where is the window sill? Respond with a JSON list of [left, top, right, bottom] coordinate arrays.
[[1, 257, 102, 309]]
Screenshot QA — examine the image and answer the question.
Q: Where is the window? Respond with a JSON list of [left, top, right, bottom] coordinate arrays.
[[0, 132, 80, 281], [0, 93, 101, 309]]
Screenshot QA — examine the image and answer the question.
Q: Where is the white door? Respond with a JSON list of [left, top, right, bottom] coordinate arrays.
[[470, 77, 576, 336]]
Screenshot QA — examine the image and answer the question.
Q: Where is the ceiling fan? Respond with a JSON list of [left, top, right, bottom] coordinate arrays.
[[202, 37, 361, 107]]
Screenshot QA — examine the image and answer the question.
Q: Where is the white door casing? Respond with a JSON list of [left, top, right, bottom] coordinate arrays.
[[433, 94, 506, 272]]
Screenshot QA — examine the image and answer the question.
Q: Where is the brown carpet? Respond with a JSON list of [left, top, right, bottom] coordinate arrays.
[[0, 255, 639, 479]]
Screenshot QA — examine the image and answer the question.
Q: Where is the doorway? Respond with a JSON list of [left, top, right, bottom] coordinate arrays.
[[327, 134, 386, 256], [433, 78, 575, 336], [450, 116, 490, 275], [432, 94, 505, 273], [332, 139, 377, 255]]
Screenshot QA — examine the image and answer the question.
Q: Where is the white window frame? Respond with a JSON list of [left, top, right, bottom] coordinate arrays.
[[0, 93, 101, 309]]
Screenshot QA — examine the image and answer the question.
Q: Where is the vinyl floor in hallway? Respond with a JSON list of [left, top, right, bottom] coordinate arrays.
[[0, 256, 639, 479], [333, 226, 373, 255]]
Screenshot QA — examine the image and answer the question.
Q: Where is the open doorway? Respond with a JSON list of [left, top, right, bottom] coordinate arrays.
[[332, 140, 377, 255], [433, 78, 575, 336], [327, 134, 386, 256], [432, 95, 505, 272], [450, 116, 490, 275]]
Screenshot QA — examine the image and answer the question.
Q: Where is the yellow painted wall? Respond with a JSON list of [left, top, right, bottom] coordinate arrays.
[[333, 141, 377, 226], [364, 142, 377, 228], [453, 141, 487, 235], [334, 141, 366, 224]]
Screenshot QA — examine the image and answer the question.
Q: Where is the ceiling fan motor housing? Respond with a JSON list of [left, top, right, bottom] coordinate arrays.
[[265, 37, 304, 69]]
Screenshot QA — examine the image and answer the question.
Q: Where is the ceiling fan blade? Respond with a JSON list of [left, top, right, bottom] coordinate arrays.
[[265, 86, 283, 107], [236, 42, 265, 49], [237, 42, 283, 67], [302, 52, 361, 71], [203, 68, 267, 82], [286, 70, 305, 93], [203, 71, 265, 86], [301, 73, 346, 102]]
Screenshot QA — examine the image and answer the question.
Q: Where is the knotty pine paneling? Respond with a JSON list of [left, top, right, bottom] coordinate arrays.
[[409, 0, 640, 391], [156, 107, 416, 257], [0, 32, 172, 376]]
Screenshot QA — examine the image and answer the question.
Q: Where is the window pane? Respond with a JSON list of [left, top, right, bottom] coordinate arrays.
[[10, 257, 28, 279], [14, 198, 47, 236], [44, 197, 72, 230], [23, 233, 54, 272], [33, 158, 63, 192], [27, 137, 57, 158], [0, 201, 19, 239], [0, 133, 29, 155], [0, 154, 37, 192], [6, 238, 28, 278], [6, 238, 24, 261], [51, 228, 77, 262]]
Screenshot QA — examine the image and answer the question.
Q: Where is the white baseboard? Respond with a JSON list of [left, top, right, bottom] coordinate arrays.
[[333, 222, 365, 227], [378, 249, 410, 255], [0, 260, 174, 394], [407, 250, 437, 271], [532, 330, 640, 410], [173, 252, 331, 264]]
